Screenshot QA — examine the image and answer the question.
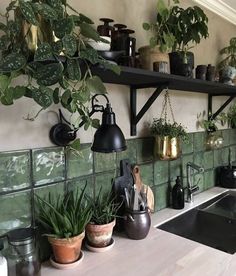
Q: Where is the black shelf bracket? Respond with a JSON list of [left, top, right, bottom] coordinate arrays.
[[130, 84, 168, 136], [208, 94, 236, 120]]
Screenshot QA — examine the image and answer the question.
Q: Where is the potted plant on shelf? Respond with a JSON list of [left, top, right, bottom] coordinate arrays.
[[85, 188, 119, 250], [0, 0, 119, 151], [35, 187, 92, 264], [168, 5, 209, 77], [218, 37, 236, 85], [150, 118, 188, 160], [140, 0, 179, 71]]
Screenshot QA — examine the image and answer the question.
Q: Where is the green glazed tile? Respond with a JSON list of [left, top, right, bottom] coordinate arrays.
[[32, 147, 65, 186], [139, 163, 154, 187], [0, 150, 30, 192], [95, 171, 117, 195], [117, 139, 137, 166], [221, 147, 230, 166], [136, 137, 154, 163], [193, 132, 205, 152], [169, 158, 182, 181], [203, 151, 214, 170], [67, 144, 93, 179], [0, 191, 31, 235], [34, 181, 65, 198], [222, 129, 230, 146], [182, 133, 193, 154], [182, 154, 193, 177], [214, 148, 228, 167], [194, 173, 204, 193], [152, 183, 169, 211], [154, 160, 169, 185], [67, 176, 94, 197], [204, 170, 215, 190], [94, 152, 116, 173], [230, 146, 236, 163], [193, 152, 204, 167], [229, 129, 236, 145]]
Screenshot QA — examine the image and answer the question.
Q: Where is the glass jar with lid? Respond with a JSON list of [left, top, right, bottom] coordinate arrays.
[[6, 228, 41, 276]]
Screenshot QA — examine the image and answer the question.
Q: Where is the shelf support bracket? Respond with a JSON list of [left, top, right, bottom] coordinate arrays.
[[130, 84, 168, 136], [208, 95, 236, 120]]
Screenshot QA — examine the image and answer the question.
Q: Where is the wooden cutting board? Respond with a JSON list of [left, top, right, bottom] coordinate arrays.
[[132, 165, 154, 212]]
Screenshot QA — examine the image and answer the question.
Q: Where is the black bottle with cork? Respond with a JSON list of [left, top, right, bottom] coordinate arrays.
[[172, 176, 185, 209]]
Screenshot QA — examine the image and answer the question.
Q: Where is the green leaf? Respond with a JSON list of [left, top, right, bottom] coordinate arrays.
[[86, 76, 106, 94], [36, 3, 58, 20], [0, 75, 10, 92], [46, 0, 62, 8], [35, 63, 63, 86], [61, 89, 71, 106], [32, 86, 53, 108], [79, 48, 100, 64], [0, 53, 26, 73], [92, 118, 100, 129], [157, 0, 168, 17], [100, 60, 121, 75], [34, 43, 53, 61], [1, 92, 13, 105], [149, 37, 157, 48], [142, 22, 150, 31], [80, 22, 100, 41], [52, 41, 63, 55], [79, 13, 94, 24], [62, 34, 77, 56], [70, 139, 80, 150], [19, 0, 38, 26], [53, 87, 59, 104], [53, 18, 74, 39], [59, 77, 69, 89], [66, 59, 81, 81], [0, 22, 8, 33], [11, 86, 26, 99]]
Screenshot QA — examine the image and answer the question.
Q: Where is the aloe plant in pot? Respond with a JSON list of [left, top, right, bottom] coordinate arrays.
[[85, 188, 120, 249], [35, 187, 92, 264], [0, 0, 119, 151]]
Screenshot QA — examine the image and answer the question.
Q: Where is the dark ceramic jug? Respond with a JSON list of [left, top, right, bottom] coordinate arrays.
[[124, 209, 151, 240]]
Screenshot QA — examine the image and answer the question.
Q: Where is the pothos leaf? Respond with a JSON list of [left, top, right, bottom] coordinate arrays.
[[86, 76, 106, 94], [62, 34, 77, 56], [0, 53, 26, 73], [66, 59, 81, 81], [70, 139, 80, 151], [19, 0, 38, 26], [32, 86, 53, 108], [80, 22, 100, 41], [53, 18, 74, 39], [35, 63, 63, 86], [34, 43, 53, 61]]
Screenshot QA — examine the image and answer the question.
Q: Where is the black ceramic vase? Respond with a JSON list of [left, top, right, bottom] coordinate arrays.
[[169, 51, 194, 77], [124, 209, 151, 240]]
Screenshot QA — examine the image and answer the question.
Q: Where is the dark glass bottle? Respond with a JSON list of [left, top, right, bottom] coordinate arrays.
[[172, 176, 184, 209]]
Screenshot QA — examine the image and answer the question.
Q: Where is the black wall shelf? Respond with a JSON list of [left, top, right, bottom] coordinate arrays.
[[92, 66, 236, 135]]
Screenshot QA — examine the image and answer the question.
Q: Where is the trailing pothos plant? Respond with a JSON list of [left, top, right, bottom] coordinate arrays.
[[0, 0, 120, 150]]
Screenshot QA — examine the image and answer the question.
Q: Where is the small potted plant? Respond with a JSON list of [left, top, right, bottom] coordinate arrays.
[[150, 118, 188, 160], [85, 188, 119, 250], [168, 5, 209, 77], [218, 38, 236, 85], [140, 0, 178, 71], [35, 187, 92, 264], [220, 104, 236, 129]]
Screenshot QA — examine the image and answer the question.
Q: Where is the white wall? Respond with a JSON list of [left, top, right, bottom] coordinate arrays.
[[0, 0, 236, 151]]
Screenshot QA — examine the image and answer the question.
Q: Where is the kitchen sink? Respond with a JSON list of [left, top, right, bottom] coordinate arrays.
[[157, 191, 236, 254]]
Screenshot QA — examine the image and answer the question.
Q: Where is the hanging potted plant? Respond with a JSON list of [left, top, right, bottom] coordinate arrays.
[[85, 188, 120, 250], [35, 187, 92, 264], [150, 91, 188, 160], [168, 5, 209, 77], [0, 0, 119, 151], [218, 37, 236, 85], [140, 0, 178, 71]]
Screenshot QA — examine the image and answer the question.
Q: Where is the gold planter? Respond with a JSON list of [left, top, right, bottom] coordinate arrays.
[[155, 136, 181, 160], [15, 8, 54, 53]]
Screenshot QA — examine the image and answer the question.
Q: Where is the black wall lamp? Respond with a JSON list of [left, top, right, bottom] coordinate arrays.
[[49, 94, 127, 153]]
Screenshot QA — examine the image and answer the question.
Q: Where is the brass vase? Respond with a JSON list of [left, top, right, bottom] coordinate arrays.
[[155, 136, 181, 160], [15, 8, 54, 53]]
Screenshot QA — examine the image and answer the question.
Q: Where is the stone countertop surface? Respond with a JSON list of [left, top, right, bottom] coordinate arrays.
[[41, 187, 236, 276]]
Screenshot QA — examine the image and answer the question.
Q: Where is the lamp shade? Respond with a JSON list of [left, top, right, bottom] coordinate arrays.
[[91, 103, 127, 153]]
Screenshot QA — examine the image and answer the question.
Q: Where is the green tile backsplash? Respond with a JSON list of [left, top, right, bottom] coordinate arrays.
[[0, 129, 236, 236]]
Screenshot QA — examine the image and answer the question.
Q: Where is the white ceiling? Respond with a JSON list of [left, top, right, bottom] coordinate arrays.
[[194, 0, 236, 25]]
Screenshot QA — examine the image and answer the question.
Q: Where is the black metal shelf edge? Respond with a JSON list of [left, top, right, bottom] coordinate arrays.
[[93, 66, 236, 95]]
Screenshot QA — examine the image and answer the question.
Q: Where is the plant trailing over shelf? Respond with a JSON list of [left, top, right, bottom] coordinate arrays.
[[142, 0, 179, 52], [0, 0, 119, 150], [218, 37, 236, 69], [196, 111, 221, 132], [219, 104, 236, 129]]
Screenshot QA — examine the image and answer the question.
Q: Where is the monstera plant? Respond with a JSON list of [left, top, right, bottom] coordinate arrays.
[[0, 0, 119, 149]]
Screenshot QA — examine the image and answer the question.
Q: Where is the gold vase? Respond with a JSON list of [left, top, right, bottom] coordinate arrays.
[[15, 8, 54, 53], [155, 136, 181, 160]]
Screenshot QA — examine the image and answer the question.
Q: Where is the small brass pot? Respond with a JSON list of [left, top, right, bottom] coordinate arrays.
[[155, 136, 181, 160]]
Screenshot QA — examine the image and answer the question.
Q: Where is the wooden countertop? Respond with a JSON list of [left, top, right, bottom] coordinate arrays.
[[41, 187, 236, 276]]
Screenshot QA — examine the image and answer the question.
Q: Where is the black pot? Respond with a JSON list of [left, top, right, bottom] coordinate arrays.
[[217, 166, 236, 188], [124, 209, 151, 240], [169, 51, 194, 77]]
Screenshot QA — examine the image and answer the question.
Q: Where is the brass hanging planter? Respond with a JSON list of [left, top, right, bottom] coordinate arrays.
[[155, 136, 181, 161]]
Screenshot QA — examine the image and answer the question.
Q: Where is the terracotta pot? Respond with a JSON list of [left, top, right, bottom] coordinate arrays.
[[86, 219, 116, 248], [138, 45, 169, 72], [48, 231, 85, 264], [155, 136, 181, 160]]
